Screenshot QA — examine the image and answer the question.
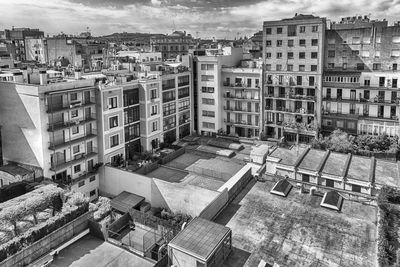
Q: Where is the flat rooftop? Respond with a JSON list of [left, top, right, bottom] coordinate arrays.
[[321, 152, 348, 177], [347, 155, 371, 182], [375, 160, 400, 188], [269, 146, 306, 166], [298, 149, 326, 171], [215, 180, 377, 267], [50, 235, 154, 267], [169, 217, 231, 261]]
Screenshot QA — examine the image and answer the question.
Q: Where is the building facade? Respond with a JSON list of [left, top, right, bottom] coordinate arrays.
[[0, 70, 100, 200], [322, 16, 400, 137], [263, 14, 326, 143], [150, 31, 196, 60]]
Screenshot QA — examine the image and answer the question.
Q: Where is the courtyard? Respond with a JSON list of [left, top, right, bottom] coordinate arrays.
[[215, 179, 378, 267]]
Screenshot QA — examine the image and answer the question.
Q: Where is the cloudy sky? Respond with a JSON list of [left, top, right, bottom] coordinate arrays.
[[1, 0, 400, 38]]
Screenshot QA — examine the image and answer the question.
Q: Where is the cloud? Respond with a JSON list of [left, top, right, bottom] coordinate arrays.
[[1, 0, 400, 39]]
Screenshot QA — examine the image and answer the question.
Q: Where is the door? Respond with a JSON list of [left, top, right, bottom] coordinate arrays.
[[87, 141, 93, 154], [278, 128, 282, 138], [84, 91, 90, 104], [350, 90, 356, 101]]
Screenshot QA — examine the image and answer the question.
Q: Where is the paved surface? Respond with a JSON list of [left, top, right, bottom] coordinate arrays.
[[146, 166, 188, 183], [50, 235, 154, 267], [215, 179, 378, 267]]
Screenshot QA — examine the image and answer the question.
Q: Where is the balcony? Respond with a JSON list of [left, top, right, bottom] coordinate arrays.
[[50, 149, 98, 171], [223, 107, 259, 113], [46, 98, 96, 113], [223, 82, 260, 90], [223, 94, 260, 101], [48, 114, 96, 132], [282, 122, 317, 135], [224, 119, 259, 128], [49, 133, 97, 150]]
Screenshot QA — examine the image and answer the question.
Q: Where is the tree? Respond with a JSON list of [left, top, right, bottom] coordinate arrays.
[[24, 195, 47, 224], [0, 204, 27, 236]]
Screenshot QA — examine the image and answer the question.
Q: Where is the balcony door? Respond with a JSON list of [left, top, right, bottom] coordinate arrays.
[[84, 91, 90, 104], [87, 141, 93, 154]]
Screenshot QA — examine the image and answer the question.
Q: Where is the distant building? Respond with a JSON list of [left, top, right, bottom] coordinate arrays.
[[24, 37, 46, 63], [322, 16, 400, 137], [150, 31, 197, 60], [2, 27, 44, 62]]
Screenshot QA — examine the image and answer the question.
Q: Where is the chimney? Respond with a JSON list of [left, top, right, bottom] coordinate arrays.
[[13, 72, 24, 83], [39, 70, 47, 85], [74, 69, 82, 80]]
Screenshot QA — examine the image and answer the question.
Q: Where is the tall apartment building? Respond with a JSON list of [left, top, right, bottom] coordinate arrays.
[[195, 47, 243, 136], [322, 16, 400, 137], [222, 60, 263, 138], [0, 70, 100, 200], [2, 27, 44, 62], [150, 31, 196, 60], [263, 14, 326, 143]]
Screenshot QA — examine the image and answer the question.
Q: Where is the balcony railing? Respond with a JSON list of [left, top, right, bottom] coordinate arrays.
[[223, 94, 260, 100], [224, 119, 259, 127], [223, 82, 260, 89], [47, 98, 96, 113], [50, 148, 98, 171], [48, 113, 96, 132], [49, 133, 97, 150], [223, 107, 259, 113]]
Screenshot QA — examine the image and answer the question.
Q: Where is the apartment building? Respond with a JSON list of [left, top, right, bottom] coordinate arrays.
[[222, 59, 263, 138], [150, 31, 196, 60], [263, 14, 326, 143], [0, 70, 100, 200], [322, 16, 400, 137], [196, 47, 243, 136]]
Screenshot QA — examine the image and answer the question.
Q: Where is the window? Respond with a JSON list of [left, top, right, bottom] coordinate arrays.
[[379, 77, 385, 87], [393, 79, 398, 88], [72, 126, 79, 134], [202, 110, 215, 117], [326, 179, 334, 187], [277, 52, 282, 58], [110, 134, 119, 147], [288, 52, 294, 59], [342, 63, 347, 70], [90, 176, 96, 182], [202, 122, 215, 129], [288, 25, 296, 36], [201, 64, 214, 70], [162, 79, 175, 90], [277, 27, 283, 34], [328, 63, 335, 69], [373, 63, 381, 70], [287, 64, 293, 71], [312, 25, 318, 32], [393, 63, 398, 71], [163, 102, 176, 116], [266, 28, 272, 34], [162, 91, 176, 102], [71, 110, 78, 118], [90, 189, 96, 197], [302, 174, 310, 183], [311, 52, 318, 59], [73, 145, 80, 154], [70, 92, 78, 101], [276, 64, 282, 71], [352, 184, 361, 193], [151, 105, 158, 115], [202, 98, 215, 105], [109, 116, 118, 128], [78, 180, 85, 187], [299, 26, 306, 33], [266, 40, 272, 47], [364, 79, 370, 86], [288, 39, 294, 47], [74, 164, 81, 174], [150, 89, 157, 99], [299, 65, 305, 71], [356, 63, 364, 70], [337, 120, 344, 128], [265, 64, 271, 71], [299, 39, 306, 46], [352, 50, 360, 56], [152, 121, 158, 132], [178, 99, 190, 111], [178, 87, 190, 98], [309, 76, 315, 86], [201, 75, 214, 82], [266, 52, 271, 58], [311, 65, 317, 71], [299, 52, 305, 59], [296, 76, 302, 86], [328, 50, 335, 58], [108, 96, 118, 109], [311, 39, 318, 46], [277, 40, 282, 47]]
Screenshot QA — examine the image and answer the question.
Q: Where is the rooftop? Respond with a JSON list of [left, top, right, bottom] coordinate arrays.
[[169, 217, 231, 261], [110, 191, 145, 213], [0, 164, 33, 176], [347, 155, 371, 182], [298, 149, 326, 171], [215, 180, 377, 266], [321, 152, 349, 177], [268, 146, 306, 166]]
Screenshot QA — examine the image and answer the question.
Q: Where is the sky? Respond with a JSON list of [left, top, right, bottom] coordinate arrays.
[[1, 0, 400, 39]]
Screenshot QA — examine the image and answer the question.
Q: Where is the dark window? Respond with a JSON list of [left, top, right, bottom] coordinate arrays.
[[328, 50, 335, 58], [277, 27, 283, 34], [393, 79, 398, 88], [288, 40, 294, 47], [302, 174, 310, 182], [309, 76, 315, 86], [299, 39, 306, 46], [393, 63, 398, 71], [311, 65, 317, 71], [299, 52, 305, 59], [352, 184, 361, 193], [379, 77, 385, 87], [326, 179, 334, 187], [356, 63, 364, 70], [311, 52, 318, 59], [296, 76, 302, 85], [288, 25, 296, 36], [311, 39, 318, 46], [266, 28, 272, 34]]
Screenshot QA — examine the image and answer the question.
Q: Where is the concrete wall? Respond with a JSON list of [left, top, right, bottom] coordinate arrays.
[[169, 246, 201, 267], [2, 211, 92, 267], [199, 188, 229, 220]]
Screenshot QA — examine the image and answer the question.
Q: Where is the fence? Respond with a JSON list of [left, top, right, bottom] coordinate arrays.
[[159, 147, 185, 165], [135, 161, 160, 175]]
